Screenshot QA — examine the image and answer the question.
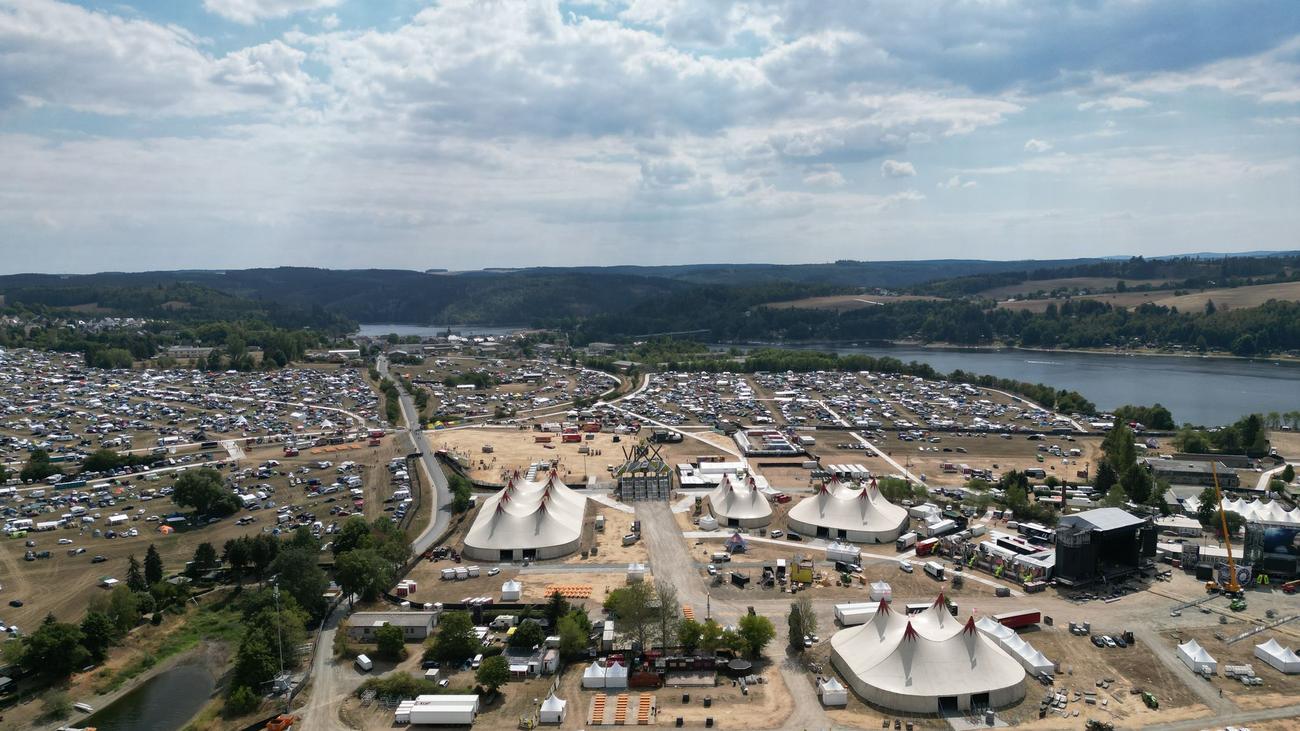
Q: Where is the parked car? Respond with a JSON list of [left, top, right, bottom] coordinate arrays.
[[1091, 635, 1105, 648], [91, 555, 107, 563]]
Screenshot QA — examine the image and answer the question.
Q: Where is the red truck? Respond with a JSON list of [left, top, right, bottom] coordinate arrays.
[[914, 538, 939, 557], [994, 609, 1041, 629]]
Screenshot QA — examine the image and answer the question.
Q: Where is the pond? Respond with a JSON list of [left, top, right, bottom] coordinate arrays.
[[81, 663, 216, 731]]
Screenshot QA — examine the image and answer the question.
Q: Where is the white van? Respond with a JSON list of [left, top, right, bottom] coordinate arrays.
[[355, 654, 373, 672]]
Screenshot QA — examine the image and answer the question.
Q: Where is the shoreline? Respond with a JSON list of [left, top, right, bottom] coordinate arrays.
[[720, 339, 1300, 365]]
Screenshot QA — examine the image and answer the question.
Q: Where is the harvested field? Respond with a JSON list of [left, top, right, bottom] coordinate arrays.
[[763, 294, 944, 312], [1152, 280, 1300, 311], [998, 291, 1171, 312], [980, 277, 1168, 300]]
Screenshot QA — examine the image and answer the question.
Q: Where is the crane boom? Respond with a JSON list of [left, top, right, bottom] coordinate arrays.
[[1212, 462, 1242, 595]]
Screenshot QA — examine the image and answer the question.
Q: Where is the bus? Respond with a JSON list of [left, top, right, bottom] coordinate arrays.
[[1017, 522, 1055, 544]]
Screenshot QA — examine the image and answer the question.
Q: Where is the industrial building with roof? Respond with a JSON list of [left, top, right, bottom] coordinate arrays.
[[1144, 458, 1241, 488], [1054, 508, 1156, 587], [463, 472, 588, 561], [706, 473, 773, 528], [829, 595, 1026, 713], [786, 478, 909, 544]]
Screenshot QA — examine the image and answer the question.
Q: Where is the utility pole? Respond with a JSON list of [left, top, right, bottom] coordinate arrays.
[[273, 580, 287, 712]]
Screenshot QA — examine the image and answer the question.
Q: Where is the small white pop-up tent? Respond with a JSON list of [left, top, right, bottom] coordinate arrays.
[[539, 693, 567, 724], [1177, 639, 1218, 674], [605, 660, 629, 689], [1255, 638, 1300, 674], [818, 676, 849, 706], [500, 579, 522, 601], [869, 581, 893, 602], [582, 661, 607, 689], [697, 514, 719, 531]]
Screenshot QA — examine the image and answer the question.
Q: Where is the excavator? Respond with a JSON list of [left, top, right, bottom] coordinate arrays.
[[1204, 463, 1247, 611]]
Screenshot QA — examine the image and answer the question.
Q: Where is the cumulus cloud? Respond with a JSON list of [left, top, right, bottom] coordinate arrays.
[[938, 175, 977, 189], [1023, 138, 1052, 153], [203, 0, 341, 25], [1078, 96, 1151, 112], [880, 159, 916, 178], [803, 165, 846, 188]]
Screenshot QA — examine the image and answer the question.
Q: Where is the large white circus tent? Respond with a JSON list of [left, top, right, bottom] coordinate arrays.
[[463, 471, 587, 560], [706, 472, 773, 528], [829, 595, 1026, 713], [787, 478, 909, 543]]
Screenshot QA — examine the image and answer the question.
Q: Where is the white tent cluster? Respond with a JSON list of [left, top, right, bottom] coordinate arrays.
[[787, 478, 909, 544], [830, 595, 1026, 713], [706, 473, 773, 528], [463, 472, 588, 561], [1177, 639, 1218, 674], [1255, 638, 1300, 674], [582, 660, 629, 689], [974, 617, 1055, 676], [1183, 496, 1300, 526]]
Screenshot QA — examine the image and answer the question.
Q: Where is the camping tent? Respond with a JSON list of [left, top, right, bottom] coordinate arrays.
[[582, 661, 607, 689], [605, 661, 629, 689], [818, 676, 848, 707], [1255, 638, 1300, 674], [1177, 639, 1218, 674], [539, 693, 567, 724], [869, 581, 893, 602], [500, 579, 522, 601]]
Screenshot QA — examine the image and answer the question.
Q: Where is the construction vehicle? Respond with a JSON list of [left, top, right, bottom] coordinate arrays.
[[1086, 720, 1115, 731], [1283, 579, 1300, 595], [1203, 463, 1246, 606]]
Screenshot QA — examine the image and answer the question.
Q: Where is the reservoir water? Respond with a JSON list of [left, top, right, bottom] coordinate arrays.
[[356, 323, 523, 338], [776, 345, 1300, 426], [81, 663, 215, 731]]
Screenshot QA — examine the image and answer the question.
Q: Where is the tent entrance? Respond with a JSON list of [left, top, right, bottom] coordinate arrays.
[[499, 549, 513, 561], [970, 692, 990, 709], [523, 548, 538, 561], [938, 696, 959, 713], [816, 527, 830, 539], [727, 518, 739, 528]]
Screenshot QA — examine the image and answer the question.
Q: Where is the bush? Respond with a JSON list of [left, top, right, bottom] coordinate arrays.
[[39, 692, 72, 722], [226, 684, 261, 715], [359, 672, 439, 698]]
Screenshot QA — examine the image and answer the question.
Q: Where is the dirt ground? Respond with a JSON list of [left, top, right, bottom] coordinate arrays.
[[1269, 430, 1300, 458], [1164, 625, 1300, 709], [562, 506, 649, 565]]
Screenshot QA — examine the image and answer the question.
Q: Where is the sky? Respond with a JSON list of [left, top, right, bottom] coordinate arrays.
[[1, 0, 1298, 274]]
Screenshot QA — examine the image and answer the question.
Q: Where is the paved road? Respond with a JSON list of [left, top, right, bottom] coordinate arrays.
[[636, 501, 714, 617], [377, 355, 452, 555]]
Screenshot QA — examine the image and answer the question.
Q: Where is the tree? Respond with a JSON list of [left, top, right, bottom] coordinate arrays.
[[431, 611, 478, 665], [677, 619, 703, 652], [1120, 463, 1152, 505], [699, 620, 723, 653], [509, 620, 546, 649], [232, 631, 279, 692], [82, 448, 126, 473], [1102, 484, 1129, 508], [1283, 464, 1296, 484], [606, 582, 656, 650], [224, 538, 251, 583], [1093, 461, 1118, 496], [79, 611, 115, 662], [270, 548, 328, 619], [1102, 423, 1138, 472], [374, 623, 407, 662], [1195, 487, 1219, 527], [788, 596, 816, 650], [173, 468, 239, 516], [737, 614, 776, 658], [227, 684, 261, 715], [476, 655, 509, 695], [557, 613, 590, 658], [189, 542, 220, 578], [249, 534, 281, 579], [544, 592, 570, 628], [144, 544, 164, 586], [653, 581, 679, 650], [21, 620, 89, 679], [20, 449, 60, 483], [335, 548, 394, 603], [331, 516, 373, 556], [126, 554, 147, 593]]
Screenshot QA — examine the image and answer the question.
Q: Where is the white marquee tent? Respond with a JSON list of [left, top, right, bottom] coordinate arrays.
[[706, 473, 773, 528], [582, 661, 608, 689], [829, 595, 1026, 713], [974, 616, 1016, 645], [788, 479, 909, 544], [869, 581, 893, 602], [500, 579, 522, 601], [539, 693, 567, 724], [1255, 638, 1300, 674], [605, 660, 629, 689], [1177, 639, 1218, 674], [1000, 634, 1055, 676], [464, 472, 588, 561], [818, 676, 849, 706], [1184, 496, 1300, 526]]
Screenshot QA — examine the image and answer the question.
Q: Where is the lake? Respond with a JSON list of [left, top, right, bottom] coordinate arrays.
[[770, 345, 1300, 426], [82, 663, 215, 731], [356, 323, 523, 338]]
